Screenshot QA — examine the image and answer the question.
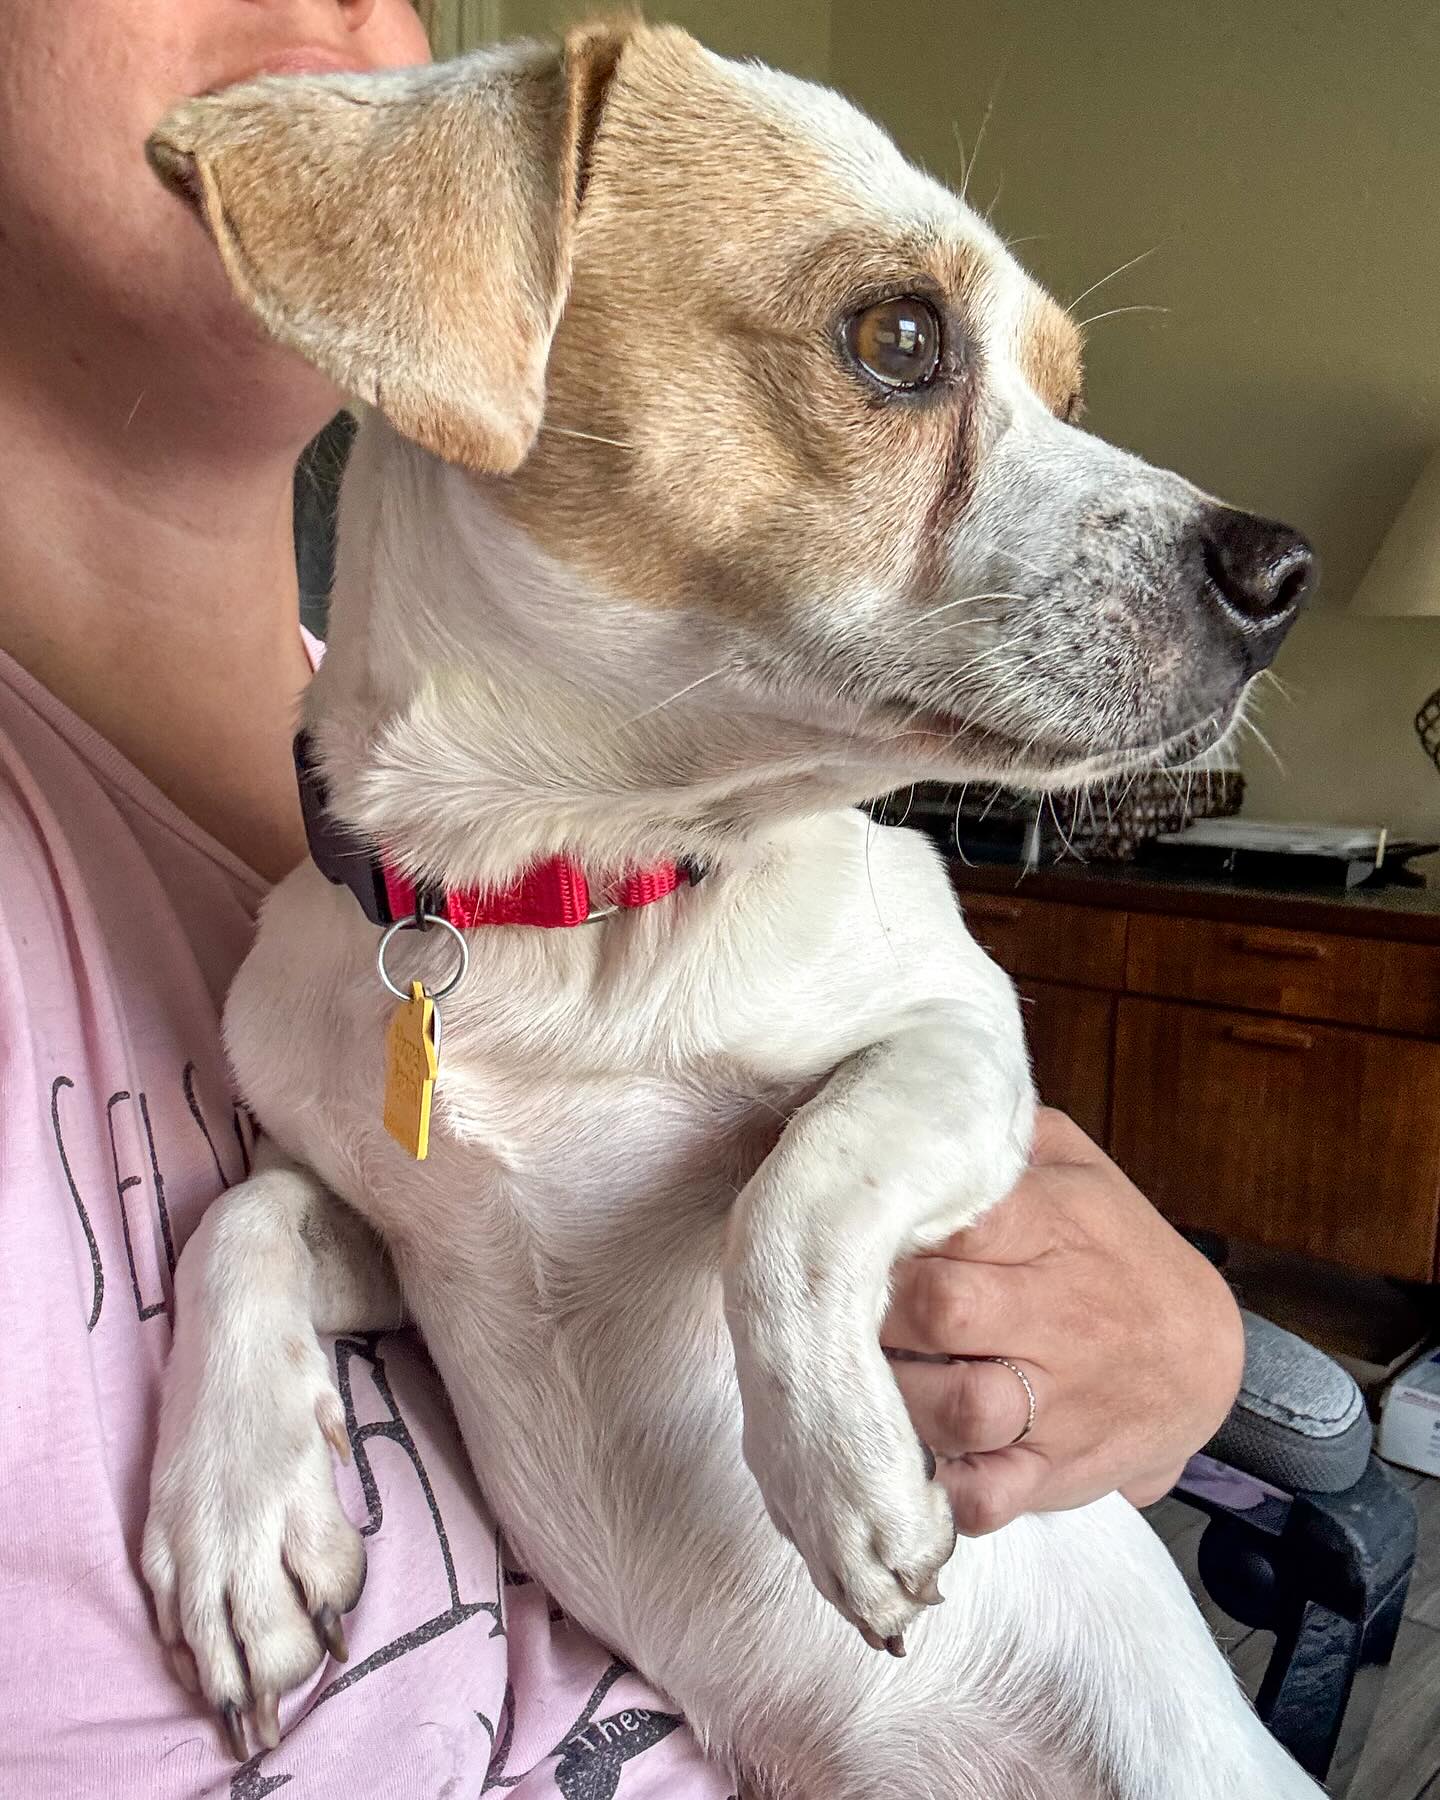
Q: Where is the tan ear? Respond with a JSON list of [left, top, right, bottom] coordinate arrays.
[[147, 25, 629, 472]]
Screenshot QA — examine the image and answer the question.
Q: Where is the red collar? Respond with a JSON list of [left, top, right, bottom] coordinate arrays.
[[294, 731, 698, 929], [380, 858, 684, 930]]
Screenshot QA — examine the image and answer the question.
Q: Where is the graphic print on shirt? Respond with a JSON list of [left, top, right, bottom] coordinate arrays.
[[230, 1762, 294, 1800], [316, 1332, 500, 1697], [220, 1335, 694, 1798], [49, 1060, 252, 1332], [480, 1656, 685, 1798]]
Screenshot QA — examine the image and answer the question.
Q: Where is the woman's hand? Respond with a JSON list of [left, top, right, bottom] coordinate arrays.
[[883, 1108, 1244, 1536]]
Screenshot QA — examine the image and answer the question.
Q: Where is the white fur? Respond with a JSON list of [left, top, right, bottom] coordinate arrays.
[[144, 419, 1320, 1799], [143, 40, 1319, 1800]]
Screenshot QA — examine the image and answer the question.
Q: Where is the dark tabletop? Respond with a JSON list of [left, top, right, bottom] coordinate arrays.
[[946, 855, 1440, 946]]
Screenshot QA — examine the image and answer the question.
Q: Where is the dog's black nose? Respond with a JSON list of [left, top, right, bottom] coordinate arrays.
[[1198, 509, 1315, 654]]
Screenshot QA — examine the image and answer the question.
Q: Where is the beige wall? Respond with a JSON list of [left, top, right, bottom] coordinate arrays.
[[830, 0, 1440, 838], [472, 1, 830, 78], [425, 1, 502, 60]]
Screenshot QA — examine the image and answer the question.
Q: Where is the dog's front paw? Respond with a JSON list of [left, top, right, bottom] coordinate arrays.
[[142, 1324, 363, 1760], [737, 1344, 955, 1653]]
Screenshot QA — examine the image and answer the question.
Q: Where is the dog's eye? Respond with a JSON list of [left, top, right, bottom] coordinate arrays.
[[845, 297, 942, 391]]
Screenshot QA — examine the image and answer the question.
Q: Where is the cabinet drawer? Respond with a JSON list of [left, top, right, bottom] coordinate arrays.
[[1125, 912, 1440, 1034], [958, 893, 1126, 989], [1111, 997, 1440, 1280], [1017, 980, 1114, 1143]]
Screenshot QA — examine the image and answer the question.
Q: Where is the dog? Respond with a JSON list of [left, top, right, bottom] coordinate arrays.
[[142, 22, 1320, 1798]]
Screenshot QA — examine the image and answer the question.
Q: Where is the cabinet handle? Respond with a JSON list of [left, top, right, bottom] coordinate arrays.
[[1231, 930, 1327, 962], [964, 900, 1024, 923], [1225, 1021, 1315, 1052]]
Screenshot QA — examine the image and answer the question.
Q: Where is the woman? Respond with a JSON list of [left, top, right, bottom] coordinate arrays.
[[0, 2, 1242, 1793]]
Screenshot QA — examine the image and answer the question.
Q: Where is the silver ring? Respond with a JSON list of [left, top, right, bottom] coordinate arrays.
[[376, 914, 470, 1002], [980, 1357, 1037, 1446]]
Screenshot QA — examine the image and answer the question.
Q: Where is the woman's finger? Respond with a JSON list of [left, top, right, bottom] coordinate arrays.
[[935, 1446, 1049, 1537], [1120, 1460, 1188, 1509], [882, 1256, 1023, 1356], [892, 1355, 1043, 1457], [1028, 1104, 1104, 1166]]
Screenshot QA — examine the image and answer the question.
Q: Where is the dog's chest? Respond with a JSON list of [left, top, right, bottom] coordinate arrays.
[[434, 1051, 804, 1214], [380, 1053, 806, 1346]]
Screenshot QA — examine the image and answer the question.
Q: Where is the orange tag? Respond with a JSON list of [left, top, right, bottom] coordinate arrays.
[[383, 980, 439, 1160]]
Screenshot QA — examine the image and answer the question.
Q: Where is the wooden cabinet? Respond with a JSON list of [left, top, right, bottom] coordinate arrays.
[[1125, 913, 1440, 1036], [962, 894, 1127, 989], [953, 864, 1440, 1282], [1017, 980, 1115, 1143], [1111, 997, 1440, 1281]]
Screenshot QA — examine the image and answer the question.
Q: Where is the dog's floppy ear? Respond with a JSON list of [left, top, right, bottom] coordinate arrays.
[[147, 25, 629, 472]]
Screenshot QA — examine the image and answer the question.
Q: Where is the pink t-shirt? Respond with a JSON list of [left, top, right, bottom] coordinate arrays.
[[0, 638, 732, 1799]]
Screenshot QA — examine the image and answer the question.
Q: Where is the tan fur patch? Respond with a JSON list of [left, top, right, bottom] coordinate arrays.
[[497, 26, 1001, 620], [1017, 292, 1085, 420]]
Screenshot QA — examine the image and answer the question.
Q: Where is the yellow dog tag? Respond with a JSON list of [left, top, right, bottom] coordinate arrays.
[[383, 980, 439, 1159]]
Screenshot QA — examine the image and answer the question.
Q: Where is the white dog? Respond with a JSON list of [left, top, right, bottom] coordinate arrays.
[[142, 22, 1319, 1798]]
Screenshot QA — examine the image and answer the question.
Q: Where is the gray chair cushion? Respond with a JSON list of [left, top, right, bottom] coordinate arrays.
[[1204, 1310, 1372, 1494]]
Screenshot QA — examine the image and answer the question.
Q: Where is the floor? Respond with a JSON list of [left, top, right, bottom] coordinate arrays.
[[1146, 1463, 1440, 1797]]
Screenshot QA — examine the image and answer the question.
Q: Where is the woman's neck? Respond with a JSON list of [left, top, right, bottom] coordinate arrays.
[[0, 374, 318, 881]]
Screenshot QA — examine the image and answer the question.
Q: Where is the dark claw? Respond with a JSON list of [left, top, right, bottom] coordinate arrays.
[[221, 1702, 248, 1762], [922, 1444, 937, 1481], [858, 1623, 885, 1651], [313, 1603, 349, 1663], [254, 1690, 281, 1752], [885, 1633, 907, 1658]]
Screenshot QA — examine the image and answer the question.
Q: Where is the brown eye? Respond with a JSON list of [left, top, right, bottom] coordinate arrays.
[[845, 297, 942, 390]]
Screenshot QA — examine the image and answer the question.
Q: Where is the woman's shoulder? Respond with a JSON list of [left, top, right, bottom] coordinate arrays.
[[0, 651, 266, 967]]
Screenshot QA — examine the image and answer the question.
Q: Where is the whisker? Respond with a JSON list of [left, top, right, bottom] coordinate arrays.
[[863, 804, 903, 971], [1077, 304, 1170, 330], [1067, 245, 1161, 314], [966, 536, 1051, 580], [1240, 713, 1286, 776], [954, 62, 1007, 207], [1256, 667, 1298, 708], [952, 781, 973, 864], [907, 589, 1026, 630], [910, 611, 1017, 651], [906, 590, 1028, 645], [621, 668, 726, 725], [1047, 791, 1079, 860], [541, 423, 638, 452]]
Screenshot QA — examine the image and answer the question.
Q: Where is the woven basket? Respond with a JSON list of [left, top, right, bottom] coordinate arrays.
[[887, 769, 1246, 865], [1045, 769, 1246, 862]]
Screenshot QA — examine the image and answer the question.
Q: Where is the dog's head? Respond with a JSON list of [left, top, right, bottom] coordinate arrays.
[[150, 21, 1311, 809]]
